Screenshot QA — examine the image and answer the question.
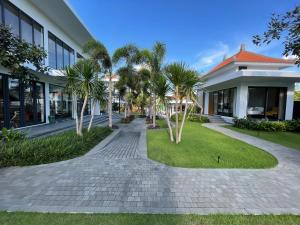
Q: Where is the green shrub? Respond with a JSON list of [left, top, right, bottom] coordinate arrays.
[[0, 127, 112, 168], [171, 113, 209, 123], [1, 128, 26, 144], [233, 118, 300, 132], [121, 115, 135, 123]]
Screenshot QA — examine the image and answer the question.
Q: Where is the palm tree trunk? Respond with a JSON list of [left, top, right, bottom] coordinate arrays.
[[108, 72, 113, 128], [78, 95, 88, 136], [179, 96, 189, 142], [124, 102, 127, 118], [165, 104, 174, 142], [73, 94, 79, 134], [152, 93, 156, 127], [175, 86, 179, 144], [88, 100, 96, 132]]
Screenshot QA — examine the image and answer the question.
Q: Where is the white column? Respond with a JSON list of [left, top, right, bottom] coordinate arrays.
[[204, 92, 209, 115], [44, 82, 50, 123], [94, 100, 101, 115], [285, 83, 295, 120], [235, 84, 248, 118]]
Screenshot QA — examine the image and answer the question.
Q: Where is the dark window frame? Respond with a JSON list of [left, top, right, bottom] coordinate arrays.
[[0, 73, 46, 128]]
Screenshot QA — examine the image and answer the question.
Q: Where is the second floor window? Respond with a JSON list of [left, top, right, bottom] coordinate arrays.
[[48, 32, 75, 69], [1, 1, 44, 47]]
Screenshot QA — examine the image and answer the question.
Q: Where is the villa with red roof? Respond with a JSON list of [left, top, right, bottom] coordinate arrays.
[[199, 44, 300, 122]]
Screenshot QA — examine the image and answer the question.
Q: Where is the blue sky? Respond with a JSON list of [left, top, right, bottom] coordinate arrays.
[[68, 0, 299, 75]]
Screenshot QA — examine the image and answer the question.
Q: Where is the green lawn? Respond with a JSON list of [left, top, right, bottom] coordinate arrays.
[[147, 122, 277, 168], [0, 127, 112, 167], [0, 212, 299, 225], [226, 126, 300, 150], [156, 118, 168, 128]]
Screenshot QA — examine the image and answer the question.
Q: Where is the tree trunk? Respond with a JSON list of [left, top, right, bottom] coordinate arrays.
[[108, 72, 113, 128], [124, 102, 127, 118], [152, 93, 156, 128], [78, 95, 88, 136], [165, 104, 174, 142], [73, 94, 79, 134], [118, 95, 121, 114], [88, 101, 96, 132], [179, 95, 189, 142], [175, 86, 179, 144], [149, 94, 152, 119]]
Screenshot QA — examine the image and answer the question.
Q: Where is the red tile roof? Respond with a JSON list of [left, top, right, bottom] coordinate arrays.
[[207, 49, 295, 75]]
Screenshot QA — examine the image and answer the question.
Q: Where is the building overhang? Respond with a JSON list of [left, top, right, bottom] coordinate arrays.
[[28, 0, 94, 48]]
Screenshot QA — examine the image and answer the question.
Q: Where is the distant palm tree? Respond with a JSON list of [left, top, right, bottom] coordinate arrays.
[[88, 79, 107, 131], [140, 42, 166, 128], [153, 75, 174, 142], [165, 62, 189, 144]]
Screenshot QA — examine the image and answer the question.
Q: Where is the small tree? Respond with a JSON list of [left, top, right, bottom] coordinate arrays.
[[253, 6, 300, 65], [88, 79, 107, 131]]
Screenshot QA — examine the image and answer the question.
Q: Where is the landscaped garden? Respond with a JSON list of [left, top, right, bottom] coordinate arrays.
[[226, 118, 300, 150], [0, 212, 299, 225], [0, 127, 112, 168], [147, 122, 277, 168]]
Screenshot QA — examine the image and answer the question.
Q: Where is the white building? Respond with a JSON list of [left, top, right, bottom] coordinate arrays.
[[200, 45, 300, 122], [0, 0, 98, 129]]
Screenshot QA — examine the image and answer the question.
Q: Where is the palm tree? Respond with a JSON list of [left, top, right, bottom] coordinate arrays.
[[88, 79, 107, 131], [165, 62, 188, 144], [83, 39, 114, 129], [140, 42, 166, 128], [178, 70, 199, 142], [153, 75, 174, 142], [65, 59, 98, 136]]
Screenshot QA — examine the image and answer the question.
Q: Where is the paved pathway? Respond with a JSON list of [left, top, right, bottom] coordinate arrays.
[[1, 119, 300, 214]]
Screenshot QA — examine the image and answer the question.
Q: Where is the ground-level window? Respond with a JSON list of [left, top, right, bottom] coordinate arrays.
[[247, 87, 287, 120], [0, 74, 45, 128], [209, 88, 235, 117], [49, 84, 72, 119]]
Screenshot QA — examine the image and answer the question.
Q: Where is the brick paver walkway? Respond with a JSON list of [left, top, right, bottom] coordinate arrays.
[[0, 119, 300, 214]]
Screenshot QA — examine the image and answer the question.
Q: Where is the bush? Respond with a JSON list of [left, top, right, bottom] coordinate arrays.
[[170, 113, 209, 123], [233, 118, 300, 132], [1, 128, 26, 144], [0, 127, 112, 168]]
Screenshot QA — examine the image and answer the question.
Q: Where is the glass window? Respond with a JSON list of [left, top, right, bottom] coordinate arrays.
[[77, 53, 83, 60], [4, 2, 19, 37], [0, 75, 4, 129], [0, 1, 3, 24], [23, 81, 34, 125], [56, 40, 63, 69], [70, 49, 75, 66], [33, 23, 43, 47], [49, 85, 71, 119], [48, 34, 56, 68], [63, 45, 70, 67], [8, 78, 20, 128], [247, 87, 266, 117], [36, 82, 45, 123], [20, 13, 33, 44]]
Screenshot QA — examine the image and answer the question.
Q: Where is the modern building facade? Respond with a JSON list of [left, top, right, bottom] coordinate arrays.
[[199, 45, 300, 122], [0, 0, 96, 129]]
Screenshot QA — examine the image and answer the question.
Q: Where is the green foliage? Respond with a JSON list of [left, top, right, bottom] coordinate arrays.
[[0, 127, 112, 167], [0, 24, 47, 79], [0, 128, 26, 144], [295, 91, 300, 101], [147, 122, 277, 168], [121, 115, 135, 123], [233, 118, 300, 132], [253, 6, 300, 65], [171, 113, 209, 123]]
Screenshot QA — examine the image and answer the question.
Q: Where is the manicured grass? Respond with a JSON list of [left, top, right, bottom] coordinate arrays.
[[147, 122, 277, 168], [226, 126, 300, 150], [0, 212, 300, 225], [0, 127, 112, 168], [156, 118, 168, 128]]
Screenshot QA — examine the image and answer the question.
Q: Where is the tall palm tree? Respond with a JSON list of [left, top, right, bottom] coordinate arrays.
[[178, 70, 199, 142], [88, 79, 107, 131], [153, 75, 174, 142], [65, 59, 98, 136], [83, 39, 114, 128], [165, 62, 188, 144], [140, 42, 166, 128]]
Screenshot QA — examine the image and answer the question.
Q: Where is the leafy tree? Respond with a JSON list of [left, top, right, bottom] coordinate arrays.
[[0, 24, 47, 80], [140, 42, 166, 128], [295, 91, 300, 101], [253, 6, 300, 65]]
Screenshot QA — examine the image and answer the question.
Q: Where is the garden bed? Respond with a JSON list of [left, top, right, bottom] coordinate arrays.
[[0, 127, 112, 167]]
